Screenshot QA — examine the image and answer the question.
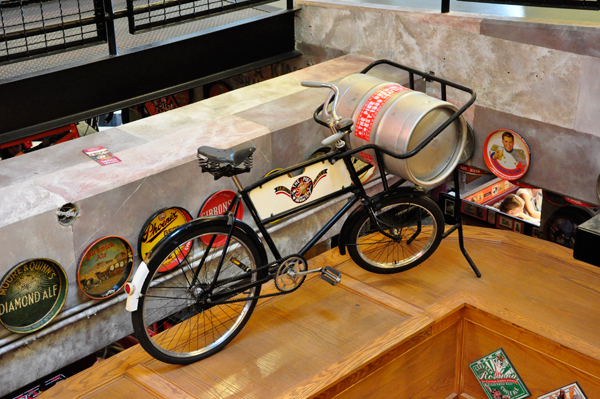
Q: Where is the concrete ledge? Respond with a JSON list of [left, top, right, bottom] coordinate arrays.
[[0, 54, 384, 395]]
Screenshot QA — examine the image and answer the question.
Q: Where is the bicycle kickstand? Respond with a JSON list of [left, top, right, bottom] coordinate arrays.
[[446, 168, 482, 278]]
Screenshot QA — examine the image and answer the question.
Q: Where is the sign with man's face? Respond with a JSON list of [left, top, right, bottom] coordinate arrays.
[[483, 129, 530, 181]]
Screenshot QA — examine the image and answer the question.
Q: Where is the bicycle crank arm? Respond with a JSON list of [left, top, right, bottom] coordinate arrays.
[[288, 266, 342, 286]]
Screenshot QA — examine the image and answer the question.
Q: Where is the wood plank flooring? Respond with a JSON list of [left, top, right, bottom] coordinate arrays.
[[42, 226, 600, 398]]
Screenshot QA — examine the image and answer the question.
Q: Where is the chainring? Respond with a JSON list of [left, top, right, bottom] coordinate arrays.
[[274, 255, 308, 292]]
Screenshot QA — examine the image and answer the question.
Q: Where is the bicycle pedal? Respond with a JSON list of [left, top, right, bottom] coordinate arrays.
[[321, 266, 342, 286]]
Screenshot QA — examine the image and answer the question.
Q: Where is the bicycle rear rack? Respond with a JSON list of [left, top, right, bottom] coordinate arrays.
[[339, 60, 481, 277]]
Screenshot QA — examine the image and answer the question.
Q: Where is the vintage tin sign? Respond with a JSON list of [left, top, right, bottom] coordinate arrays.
[[0, 259, 68, 333], [543, 191, 570, 207], [469, 348, 530, 399], [78, 236, 134, 299], [138, 207, 193, 272], [483, 129, 530, 181], [199, 190, 244, 219], [538, 382, 587, 399], [563, 196, 596, 208], [198, 191, 244, 245]]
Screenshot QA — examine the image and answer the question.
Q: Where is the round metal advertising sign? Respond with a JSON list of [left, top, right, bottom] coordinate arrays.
[[199, 191, 243, 245], [78, 236, 134, 299], [198, 191, 243, 220], [138, 207, 193, 272], [543, 191, 569, 207], [0, 259, 68, 333], [564, 196, 597, 208], [483, 129, 530, 181]]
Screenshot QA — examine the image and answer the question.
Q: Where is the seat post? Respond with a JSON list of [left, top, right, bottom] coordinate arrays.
[[232, 175, 244, 192]]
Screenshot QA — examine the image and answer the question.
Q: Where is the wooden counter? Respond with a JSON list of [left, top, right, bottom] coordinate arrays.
[[42, 226, 600, 398]]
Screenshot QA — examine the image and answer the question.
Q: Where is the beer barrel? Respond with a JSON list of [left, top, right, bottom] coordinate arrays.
[[334, 74, 467, 187]]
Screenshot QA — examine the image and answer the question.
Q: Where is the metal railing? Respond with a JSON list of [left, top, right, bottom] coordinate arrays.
[[443, 0, 600, 12], [0, 0, 289, 63]]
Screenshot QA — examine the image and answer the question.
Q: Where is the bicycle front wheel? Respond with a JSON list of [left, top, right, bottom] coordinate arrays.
[[132, 223, 265, 364], [347, 195, 443, 274]]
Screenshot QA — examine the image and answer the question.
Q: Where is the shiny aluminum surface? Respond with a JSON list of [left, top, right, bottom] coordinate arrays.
[[334, 73, 466, 187]]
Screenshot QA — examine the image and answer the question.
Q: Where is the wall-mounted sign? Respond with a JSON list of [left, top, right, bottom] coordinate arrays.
[[563, 196, 596, 208], [78, 236, 134, 299], [198, 191, 244, 244], [538, 381, 587, 399], [469, 348, 530, 399], [483, 129, 530, 181], [544, 191, 570, 207], [138, 207, 193, 272], [0, 259, 68, 333], [199, 190, 243, 220]]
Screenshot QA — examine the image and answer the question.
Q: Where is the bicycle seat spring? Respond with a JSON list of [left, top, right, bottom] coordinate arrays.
[[243, 154, 253, 170]]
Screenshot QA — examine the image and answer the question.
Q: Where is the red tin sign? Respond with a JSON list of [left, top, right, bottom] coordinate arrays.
[[483, 129, 530, 181]]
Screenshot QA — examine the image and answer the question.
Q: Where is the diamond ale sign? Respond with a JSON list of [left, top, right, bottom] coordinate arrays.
[[0, 259, 68, 333]]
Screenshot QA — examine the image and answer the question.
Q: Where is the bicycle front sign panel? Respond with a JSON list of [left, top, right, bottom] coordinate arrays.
[[125, 59, 481, 365], [249, 158, 353, 220]]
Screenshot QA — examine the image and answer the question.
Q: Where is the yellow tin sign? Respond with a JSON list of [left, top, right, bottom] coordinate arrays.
[[138, 207, 193, 272]]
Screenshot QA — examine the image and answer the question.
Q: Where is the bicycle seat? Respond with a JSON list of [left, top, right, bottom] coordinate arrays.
[[197, 145, 256, 167]]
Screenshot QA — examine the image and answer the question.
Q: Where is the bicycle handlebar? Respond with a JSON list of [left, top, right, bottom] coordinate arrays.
[[300, 81, 323, 88], [301, 81, 347, 146]]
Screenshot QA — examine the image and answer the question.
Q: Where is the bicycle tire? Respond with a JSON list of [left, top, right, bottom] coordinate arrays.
[[347, 195, 444, 274], [132, 223, 265, 364]]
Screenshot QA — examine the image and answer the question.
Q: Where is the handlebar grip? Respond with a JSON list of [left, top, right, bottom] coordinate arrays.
[[322, 132, 345, 147], [301, 81, 324, 88]]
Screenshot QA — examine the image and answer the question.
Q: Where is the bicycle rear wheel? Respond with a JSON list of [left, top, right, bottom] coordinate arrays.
[[347, 195, 443, 274], [132, 223, 265, 364]]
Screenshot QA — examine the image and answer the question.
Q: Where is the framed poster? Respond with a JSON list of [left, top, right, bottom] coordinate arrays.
[[497, 215, 515, 230], [514, 220, 524, 234]]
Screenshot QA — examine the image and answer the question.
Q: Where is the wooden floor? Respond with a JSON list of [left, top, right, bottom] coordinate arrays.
[[42, 226, 600, 398]]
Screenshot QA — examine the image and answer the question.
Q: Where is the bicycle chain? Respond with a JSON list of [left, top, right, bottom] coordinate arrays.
[[205, 254, 306, 306]]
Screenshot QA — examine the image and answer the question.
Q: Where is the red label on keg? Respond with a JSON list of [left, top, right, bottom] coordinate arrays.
[[354, 85, 410, 142]]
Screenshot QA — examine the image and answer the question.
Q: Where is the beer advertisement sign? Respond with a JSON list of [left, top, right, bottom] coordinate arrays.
[[0, 259, 68, 333], [78, 236, 134, 299], [469, 348, 530, 399], [138, 207, 193, 272]]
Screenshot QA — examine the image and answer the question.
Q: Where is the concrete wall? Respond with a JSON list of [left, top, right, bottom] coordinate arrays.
[[0, 55, 387, 395], [295, 0, 600, 205]]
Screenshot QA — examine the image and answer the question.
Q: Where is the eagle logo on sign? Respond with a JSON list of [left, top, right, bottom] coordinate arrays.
[[274, 169, 328, 203]]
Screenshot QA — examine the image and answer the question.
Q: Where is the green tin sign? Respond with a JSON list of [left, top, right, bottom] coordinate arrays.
[[469, 348, 531, 399], [0, 259, 68, 333]]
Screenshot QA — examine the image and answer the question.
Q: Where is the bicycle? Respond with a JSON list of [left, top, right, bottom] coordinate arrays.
[[125, 59, 481, 365]]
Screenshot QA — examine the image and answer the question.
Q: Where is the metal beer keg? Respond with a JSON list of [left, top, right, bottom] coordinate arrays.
[[334, 73, 467, 187]]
